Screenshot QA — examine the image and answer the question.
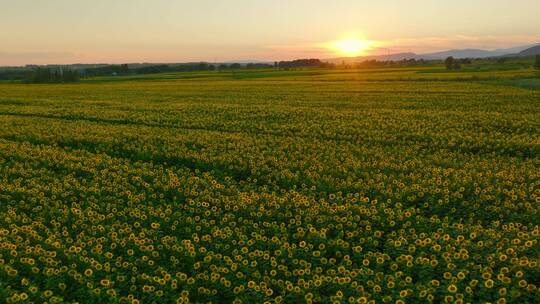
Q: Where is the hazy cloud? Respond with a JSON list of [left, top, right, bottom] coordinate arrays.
[[0, 51, 82, 66]]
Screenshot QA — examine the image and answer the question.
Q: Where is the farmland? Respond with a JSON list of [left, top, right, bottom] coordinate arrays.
[[0, 67, 539, 303]]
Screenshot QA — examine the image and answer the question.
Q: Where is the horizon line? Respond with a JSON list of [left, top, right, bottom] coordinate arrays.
[[2, 41, 539, 68]]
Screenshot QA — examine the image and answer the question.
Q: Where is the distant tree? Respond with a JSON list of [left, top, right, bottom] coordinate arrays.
[[274, 61, 278, 68], [229, 63, 242, 69], [120, 64, 129, 74], [31, 68, 53, 83], [246, 63, 272, 69], [453, 61, 462, 70], [63, 69, 80, 82], [535, 55, 540, 70], [445, 56, 455, 70], [54, 70, 61, 82], [198, 62, 210, 71]]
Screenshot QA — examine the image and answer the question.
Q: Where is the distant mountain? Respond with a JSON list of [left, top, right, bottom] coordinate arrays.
[[517, 44, 540, 56], [420, 44, 536, 59], [500, 44, 539, 55], [420, 49, 502, 59]]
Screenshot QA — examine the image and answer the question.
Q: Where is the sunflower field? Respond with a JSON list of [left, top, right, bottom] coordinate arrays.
[[0, 68, 539, 303]]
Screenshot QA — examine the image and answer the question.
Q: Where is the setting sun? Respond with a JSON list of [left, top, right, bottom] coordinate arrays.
[[329, 38, 374, 57]]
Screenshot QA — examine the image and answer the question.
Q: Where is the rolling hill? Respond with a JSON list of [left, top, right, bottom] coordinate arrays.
[[324, 43, 540, 63], [517, 44, 540, 56]]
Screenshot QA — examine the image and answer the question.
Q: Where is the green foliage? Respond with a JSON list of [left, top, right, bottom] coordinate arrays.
[[82, 62, 274, 77], [0, 67, 538, 303], [84, 64, 130, 77], [444, 56, 462, 70], [444, 56, 455, 70], [534, 55, 540, 70], [278, 59, 332, 68], [25, 68, 79, 83]]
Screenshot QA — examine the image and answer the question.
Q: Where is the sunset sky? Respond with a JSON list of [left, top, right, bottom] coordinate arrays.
[[1, 0, 540, 65]]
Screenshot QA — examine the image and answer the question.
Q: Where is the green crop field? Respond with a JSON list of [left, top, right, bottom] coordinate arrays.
[[0, 67, 539, 303]]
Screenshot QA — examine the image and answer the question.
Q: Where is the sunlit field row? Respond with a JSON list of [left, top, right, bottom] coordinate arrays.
[[0, 67, 539, 303]]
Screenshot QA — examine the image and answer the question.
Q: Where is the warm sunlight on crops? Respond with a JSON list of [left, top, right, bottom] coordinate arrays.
[[0, 67, 539, 303]]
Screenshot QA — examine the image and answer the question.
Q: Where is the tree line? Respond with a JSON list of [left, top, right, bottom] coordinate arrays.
[[1, 56, 538, 82], [25, 68, 80, 83], [83, 62, 278, 76], [277, 59, 334, 68], [84, 64, 130, 77], [0, 62, 276, 81], [444, 57, 465, 70], [0, 67, 80, 83]]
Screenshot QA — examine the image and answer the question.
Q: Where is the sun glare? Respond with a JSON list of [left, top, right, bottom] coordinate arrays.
[[329, 37, 374, 57]]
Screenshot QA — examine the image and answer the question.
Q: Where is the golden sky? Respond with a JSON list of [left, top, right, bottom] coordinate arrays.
[[1, 0, 540, 65]]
